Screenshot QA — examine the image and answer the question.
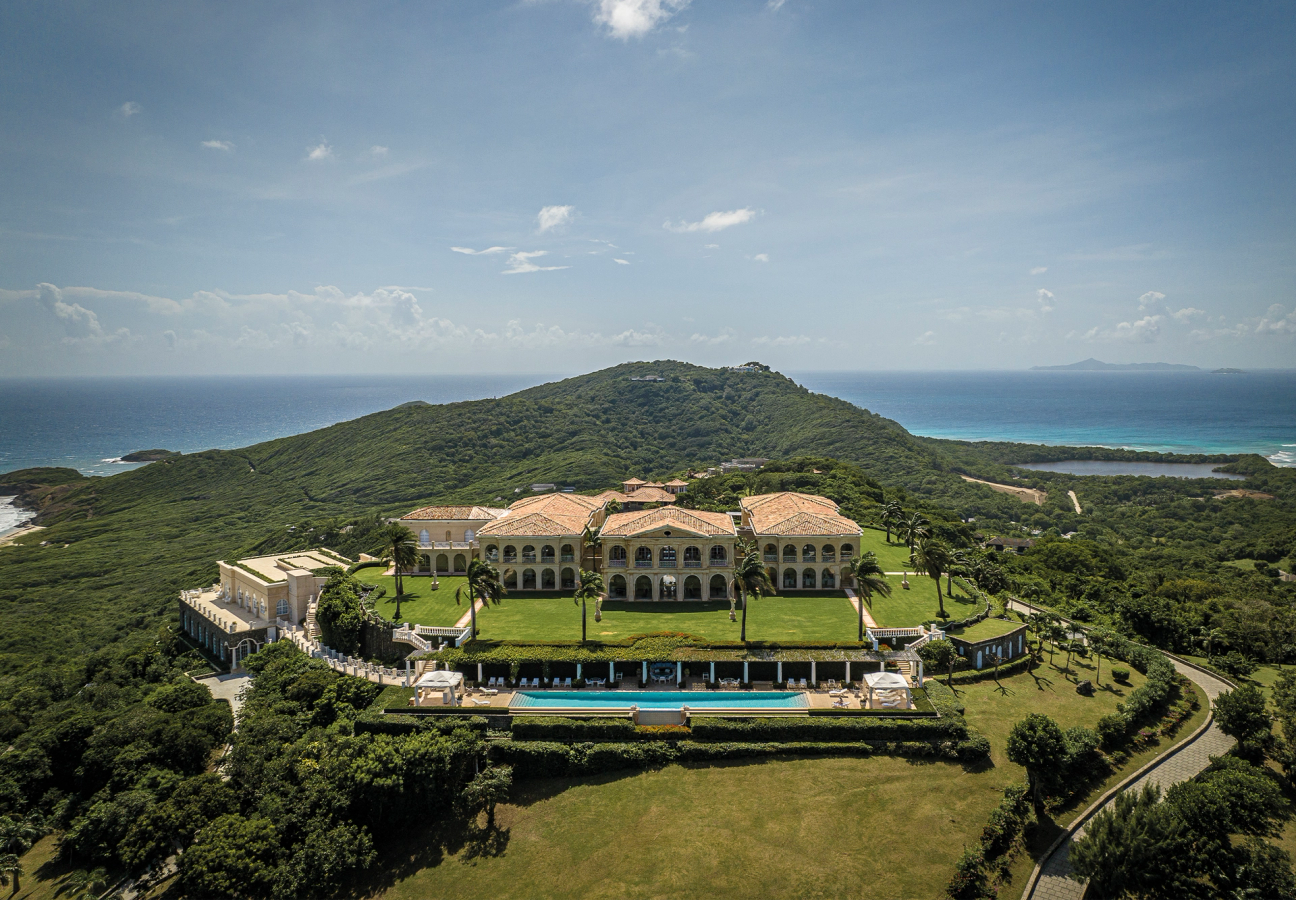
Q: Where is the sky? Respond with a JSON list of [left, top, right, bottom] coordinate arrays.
[[1, 0, 1294, 375]]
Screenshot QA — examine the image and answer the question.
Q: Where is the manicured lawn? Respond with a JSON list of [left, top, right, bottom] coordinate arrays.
[[356, 573, 470, 627], [476, 596, 862, 643], [372, 657, 1193, 900], [868, 573, 977, 627], [857, 527, 916, 571], [945, 616, 1025, 641]]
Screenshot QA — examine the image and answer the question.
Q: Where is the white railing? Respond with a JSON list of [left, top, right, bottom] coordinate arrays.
[[391, 628, 432, 652]]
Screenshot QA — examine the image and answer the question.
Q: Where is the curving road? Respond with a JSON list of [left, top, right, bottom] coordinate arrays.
[[1008, 600, 1236, 900]]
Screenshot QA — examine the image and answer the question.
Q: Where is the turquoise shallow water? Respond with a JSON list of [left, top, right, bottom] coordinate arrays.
[[510, 690, 808, 710]]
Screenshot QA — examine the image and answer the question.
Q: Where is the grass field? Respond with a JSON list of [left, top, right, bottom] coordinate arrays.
[[868, 573, 976, 627], [857, 527, 917, 571], [356, 573, 470, 626], [475, 595, 861, 643], [945, 616, 1025, 641], [372, 655, 1202, 900]]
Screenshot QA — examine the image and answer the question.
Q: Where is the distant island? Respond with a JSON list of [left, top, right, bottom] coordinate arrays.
[[1030, 358, 1201, 372], [1211, 368, 1245, 375], [120, 449, 181, 462]]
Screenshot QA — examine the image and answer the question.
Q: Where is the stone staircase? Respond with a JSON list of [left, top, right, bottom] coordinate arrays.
[[306, 596, 320, 639]]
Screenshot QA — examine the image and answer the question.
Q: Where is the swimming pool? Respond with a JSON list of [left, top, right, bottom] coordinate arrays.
[[510, 690, 808, 711]]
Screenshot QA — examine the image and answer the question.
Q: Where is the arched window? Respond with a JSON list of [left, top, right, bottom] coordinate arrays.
[[709, 545, 728, 564], [436, 553, 449, 572], [541, 569, 555, 590], [783, 545, 797, 562], [541, 545, 555, 562], [821, 569, 836, 589], [276, 598, 289, 618], [659, 576, 677, 600], [503, 545, 517, 563], [802, 544, 816, 563], [767, 567, 778, 586], [683, 546, 702, 567], [635, 546, 653, 567], [683, 575, 702, 599], [764, 543, 778, 562], [445, 530, 452, 542], [840, 543, 854, 559], [709, 574, 728, 599], [609, 546, 627, 566], [503, 569, 517, 589], [802, 568, 816, 589], [485, 545, 499, 562], [821, 545, 836, 562], [522, 545, 537, 562], [453, 553, 467, 572], [464, 529, 475, 542], [659, 546, 677, 567], [635, 575, 654, 599], [419, 529, 430, 545], [783, 568, 797, 589], [523, 569, 537, 589], [561, 567, 576, 589], [609, 574, 627, 598], [560, 544, 575, 562]]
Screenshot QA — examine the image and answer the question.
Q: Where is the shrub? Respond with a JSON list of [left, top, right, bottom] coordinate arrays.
[[510, 716, 636, 742], [1111, 667, 1131, 683], [688, 715, 966, 743], [956, 735, 992, 762]]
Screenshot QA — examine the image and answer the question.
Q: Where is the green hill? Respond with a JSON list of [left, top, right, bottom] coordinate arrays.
[[0, 362, 959, 670]]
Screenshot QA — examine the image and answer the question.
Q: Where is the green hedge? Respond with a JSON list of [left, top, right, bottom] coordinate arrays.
[[347, 559, 388, 575], [355, 714, 488, 736], [922, 680, 966, 717], [491, 737, 989, 779], [511, 716, 637, 742], [949, 654, 1035, 684], [688, 715, 967, 743]]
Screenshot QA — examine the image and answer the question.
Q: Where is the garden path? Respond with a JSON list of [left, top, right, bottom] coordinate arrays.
[[1010, 598, 1235, 900], [844, 587, 878, 628]]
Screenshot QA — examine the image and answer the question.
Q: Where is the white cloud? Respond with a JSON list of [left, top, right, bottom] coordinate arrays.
[[118, 101, 141, 118], [1112, 315, 1162, 343], [614, 258, 630, 265], [503, 250, 570, 275], [451, 246, 512, 255], [306, 140, 333, 161], [1138, 290, 1166, 312], [1036, 288, 1055, 313], [1031, 266, 1048, 275], [610, 328, 662, 346], [704, 244, 719, 249], [752, 253, 770, 263], [1171, 307, 1206, 324], [594, 0, 689, 39], [767, 0, 788, 10], [370, 145, 389, 157], [1256, 304, 1296, 334], [912, 331, 937, 345], [536, 205, 574, 232], [36, 283, 131, 345], [690, 330, 735, 345], [665, 208, 757, 233], [752, 334, 811, 346], [201, 140, 234, 152]]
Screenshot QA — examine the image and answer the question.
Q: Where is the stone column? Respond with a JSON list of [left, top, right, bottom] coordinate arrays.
[[811, 661, 816, 686], [845, 661, 851, 684], [477, 663, 483, 683], [577, 663, 582, 681], [743, 661, 749, 683], [710, 662, 715, 682], [642, 660, 648, 684], [676, 662, 682, 685], [609, 661, 615, 682], [777, 661, 782, 683]]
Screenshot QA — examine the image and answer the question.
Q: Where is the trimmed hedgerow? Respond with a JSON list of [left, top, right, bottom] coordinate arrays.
[[511, 716, 637, 742], [949, 654, 1034, 684], [490, 737, 988, 779], [354, 714, 489, 736], [688, 715, 967, 743]]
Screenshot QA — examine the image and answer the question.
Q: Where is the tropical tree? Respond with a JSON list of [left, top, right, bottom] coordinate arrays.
[[581, 524, 602, 572], [374, 523, 418, 619], [1198, 626, 1226, 662], [918, 637, 959, 687], [1069, 784, 1192, 898], [733, 541, 776, 642], [574, 569, 604, 642], [846, 551, 891, 642], [911, 537, 953, 618], [0, 815, 39, 895], [948, 548, 974, 597], [463, 765, 513, 831], [882, 500, 904, 543], [456, 558, 504, 639], [1006, 712, 1068, 806], [1088, 627, 1119, 687], [0, 856, 22, 898], [899, 512, 931, 551]]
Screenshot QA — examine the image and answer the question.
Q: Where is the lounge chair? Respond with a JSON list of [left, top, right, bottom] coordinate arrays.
[[531, 678, 541, 688], [471, 698, 491, 707], [561, 677, 572, 688], [833, 698, 849, 708]]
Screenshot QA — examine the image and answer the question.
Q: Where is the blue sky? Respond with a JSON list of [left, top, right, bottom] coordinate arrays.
[[1, 0, 1293, 374]]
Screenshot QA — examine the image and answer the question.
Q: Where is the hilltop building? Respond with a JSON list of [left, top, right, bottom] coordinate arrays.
[[740, 492, 863, 591]]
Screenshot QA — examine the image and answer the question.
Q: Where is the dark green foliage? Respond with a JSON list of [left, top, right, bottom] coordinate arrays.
[[462, 765, 512, 829], [1214, 684, 1273, 755], [687, 715, 968, 742], [1069, 784, 1195, 900], [944, 783, 1034, 900], [315, 570, 366, 655], [511, 716, 637, 742], [1005, 713, 1067, 803], [1213, 650, 1258, 678]]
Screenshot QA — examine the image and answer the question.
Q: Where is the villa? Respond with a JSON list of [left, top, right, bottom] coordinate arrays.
[[741, 492, 863, 592]]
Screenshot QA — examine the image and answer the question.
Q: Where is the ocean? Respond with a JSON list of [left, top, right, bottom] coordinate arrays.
[[1, 369, 1293, 535]]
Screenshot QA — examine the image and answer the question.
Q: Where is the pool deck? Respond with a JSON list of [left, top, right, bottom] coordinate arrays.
[[428, 683, 914, 713]]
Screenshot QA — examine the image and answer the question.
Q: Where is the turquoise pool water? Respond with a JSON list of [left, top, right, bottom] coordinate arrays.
[[511, 690, 807, 710]]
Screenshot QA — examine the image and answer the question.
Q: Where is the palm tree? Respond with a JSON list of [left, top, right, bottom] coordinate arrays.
[[911, 537, 953, 618], [948, 548, 974, 597], [733, 541, 776, 642], [1199, 626, 1225, 662], [456, 558, 504, 639], [582, 524, 602, 572], [374, 523, 419, 620], [899, 513, 931, 551], [846, 551, 892, 642], [0, 855, 22, 898], [882, 500, 904, 543], [574, 569, 604, 642], [0, 814, 39, 895]]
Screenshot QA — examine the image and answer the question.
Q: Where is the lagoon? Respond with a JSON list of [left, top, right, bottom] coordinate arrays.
[[1013, 461, 1245, 479]]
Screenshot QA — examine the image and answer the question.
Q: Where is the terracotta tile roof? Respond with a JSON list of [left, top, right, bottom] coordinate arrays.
[[740, 492, 863, 537], [595, 488, 678, 504], [622, 477, 646, 486], [665, 478, 689, 487], [478, 493, 603, 537], [400, 505, 507, 521], [601, 506, 737, 538]]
